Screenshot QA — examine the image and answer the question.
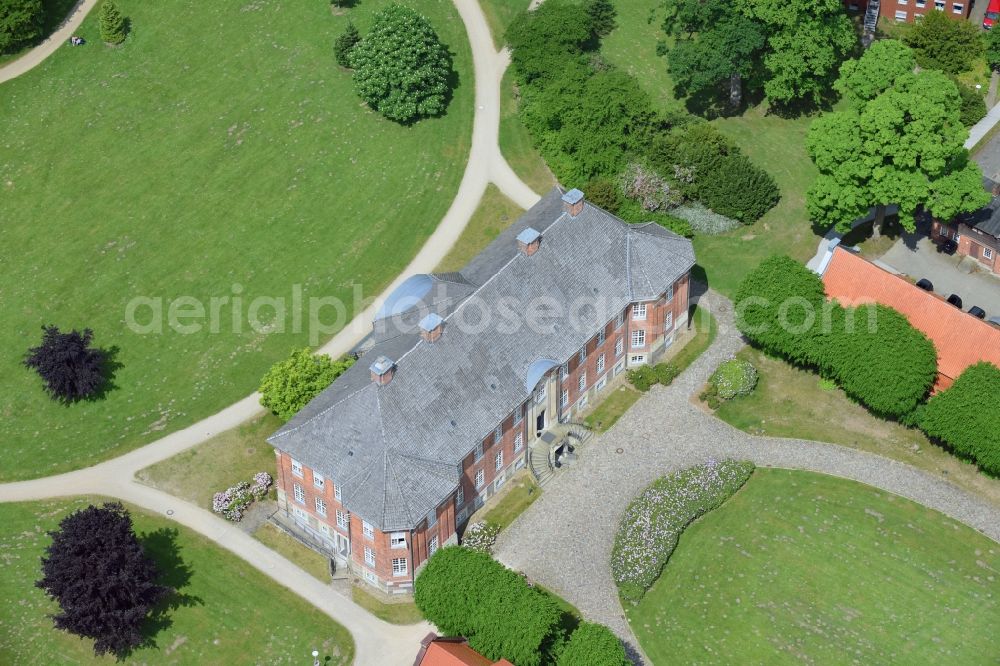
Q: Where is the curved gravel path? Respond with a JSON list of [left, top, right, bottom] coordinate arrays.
[[0, 0, 99, 84], [494, 288, 1000, 661]]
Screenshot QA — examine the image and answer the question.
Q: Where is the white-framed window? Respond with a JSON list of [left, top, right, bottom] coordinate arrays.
[[363, 520, 374, 540], [985, 247, 994, 259], [916, 0, 926, 6], [334, 483, 342, 502], [596, 377, 607, 392], [560, 389, 569, 407], [898, 0, 907, 4], [475, 469, 485, 489], [665, 312, 673, 332], [513, 405, 523, 425], [474, 441, 484, 462], [630, 354, 646, 365], [292, 506, 309, 522], [894, 8, 908, 18], [427, 509, 438, 527], [615, 311, 625, 328], [667, 284, 674, 301], [597, 329, 605, 345], [578, 348, 586, 364], [315, 497, 327, 517], [597, 353, 605, 375], [534, 385, 546, 405], [392, 558, 408, 576], [631, 329, 645, 348], [632, 303, 647, 320], [494, 425, 503, 444], [293, 483, 305, 505], [364, 546, 375, 566], [494, 476, 505, 492], [952, 1, 963, 11], [577, 394, 589, 409], [514, 431, 523, 452], [363, 569, 378, 585], [614, 360, 625, 376], [336, 509, 348, 530], [934, 0, 944, 8], [615, 338, 623, 357], [495, 450, 504, 471], [390, 532, 407, 549], [313, 472, 325, 490], [291, 458, 303, 477], [457, 485, 464, 506], [578, 372, 587, 391], [429, 535, 439, 555], [560, 362, 569, 378]]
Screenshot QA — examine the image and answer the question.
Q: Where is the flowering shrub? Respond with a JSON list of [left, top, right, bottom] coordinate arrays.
[[671, 203, 742, 235], [461, 521, 500, 554], [212, 472, 273, 522], [711, 358, 758, 400], [619, 162, 682, 212], [611, 459, 754, 601]]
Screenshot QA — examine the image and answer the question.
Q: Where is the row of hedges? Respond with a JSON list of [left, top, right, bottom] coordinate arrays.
[[415, 547, 628, 666], [734, 256, 937, 418], [627, 362, 679, 392], [506, 1, 778, 228], [611, 459, 754, 602]]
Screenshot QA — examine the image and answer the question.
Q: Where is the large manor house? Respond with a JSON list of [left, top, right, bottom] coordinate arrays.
[[267, 188, 696, 593]]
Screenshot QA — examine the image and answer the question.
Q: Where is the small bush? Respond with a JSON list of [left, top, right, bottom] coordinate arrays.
[[611, 459, 754, 601], [627, 362, 679, 392], [212, 472, 272, 521], [710, 358, 758, 401], [334, 21, 360, 68], [461, 521, 500, 554], [557, 622, 629, 666]]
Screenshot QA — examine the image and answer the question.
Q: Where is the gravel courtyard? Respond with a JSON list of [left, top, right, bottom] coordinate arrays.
[[493, 289, 1000, 661]]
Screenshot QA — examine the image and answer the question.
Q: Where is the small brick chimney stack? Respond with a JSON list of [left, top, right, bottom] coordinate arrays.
[[516, 227, 542, 256], [419, 313, 444, 343], [369, 355, 395, 385], [561, 188, 585, 217]]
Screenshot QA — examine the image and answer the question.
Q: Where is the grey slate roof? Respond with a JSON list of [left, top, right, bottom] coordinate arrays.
[[268, 188, 695, 531], [957, 177, 1000, 239]]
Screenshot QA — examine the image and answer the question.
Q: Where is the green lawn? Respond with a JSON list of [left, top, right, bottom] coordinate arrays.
[[478, 471, 541, 531], [714, 347, 1000, 506], [0, 498, 353, 665], [436, 184, 525, 272], [479, 0, 531, 47], [0, 0, 473, 481], [136, 413, 282, 508], [253, 523, 332, 584], [499, 68, 557, 194], [629, 469, 1000, 664], [584, 385, 642, 433], [350, 584, 424, 625]]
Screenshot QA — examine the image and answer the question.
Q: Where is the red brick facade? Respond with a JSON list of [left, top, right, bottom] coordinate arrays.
[[931, 220, 1000, 274], [844, 0, 970, 21]]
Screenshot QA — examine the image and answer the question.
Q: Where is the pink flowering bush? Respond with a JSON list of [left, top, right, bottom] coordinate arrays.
[[212, 472, 273, 522], [461, 521, 500, 554], [611, 459, 754, 602]]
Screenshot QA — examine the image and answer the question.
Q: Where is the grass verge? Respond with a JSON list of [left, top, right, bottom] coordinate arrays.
[[628, 468, 1000, 663], [0, 497, 353, 665], [584, 386, 642, 433], [253, 523, 332, 584], [478, 0, 530, 48], [436, 184, 525, 272], [479, 472, 541, 531], [350, 584, 424, 625], [499, 68, 557, 194]]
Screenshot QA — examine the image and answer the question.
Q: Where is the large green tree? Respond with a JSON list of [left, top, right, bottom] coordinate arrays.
[[903, 9, 983, 75], [258, 348, 354, 421], [350, 4, 453, 123], [0, 0, 43, 52], [807, 47, 988, 237], [834, 39, 915, 108]]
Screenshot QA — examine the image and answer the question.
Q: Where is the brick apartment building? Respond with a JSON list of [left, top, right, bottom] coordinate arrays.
[[931, 179, 1000, 275], [267, 188, 695, 593], [844, 0, 970, 22]]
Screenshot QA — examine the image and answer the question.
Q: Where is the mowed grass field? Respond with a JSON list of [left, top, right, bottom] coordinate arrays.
[[0, 0, 473, 480], [629, 469, 1000, 664], [0, 497, 353, 665], [603, 0, 822, 297]]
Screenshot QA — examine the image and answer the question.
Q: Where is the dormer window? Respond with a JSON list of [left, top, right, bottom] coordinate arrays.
[[291, 459, 303, 477], [390, 532, 407, 549], [633, 303, 647, 320]]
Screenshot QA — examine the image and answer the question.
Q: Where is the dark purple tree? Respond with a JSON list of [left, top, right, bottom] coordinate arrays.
[[24, 326, 107, 402], [36, 503, 169, 657]]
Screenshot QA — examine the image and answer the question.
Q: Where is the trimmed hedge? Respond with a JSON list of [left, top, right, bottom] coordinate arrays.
[[918, 363, 1000, 474], [557, 622, 629, 666], [627, 362, 679, 392], [611, 459, 754, 601]]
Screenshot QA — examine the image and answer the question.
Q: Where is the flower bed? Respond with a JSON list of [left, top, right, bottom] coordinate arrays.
[[461, 521, 500, 554], [611, 459, 754, 602], [212, 472, 272, 522]]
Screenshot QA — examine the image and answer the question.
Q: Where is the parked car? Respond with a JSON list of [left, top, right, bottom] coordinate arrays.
[[947, 294, 963, 308], [916, 278, 934, 291], [938, 239, 958, 255], [986, 0, 1000, 28], [969, 306, 986, 319]]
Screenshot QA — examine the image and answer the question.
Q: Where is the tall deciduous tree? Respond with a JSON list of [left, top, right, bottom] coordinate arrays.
[[0, 0, 43, 52], [36, 503, 168, 657], [259, 348, 354, 421], [24, 325, 107, 402], [585, 0, 616, 37], [807, 48, 989, 237], [903, 9, 983, 75], [349, 4, 453, 123], [834, 39, 915, 107], [99, 0, 126, 45]]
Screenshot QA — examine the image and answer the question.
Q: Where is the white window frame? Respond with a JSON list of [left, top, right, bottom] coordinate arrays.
[[336, 509, 348, 530], [494, 476, 505, 492], [513, 405, 523, 426], [390, 532, 406, 549], [630, 354, 646, 365], [615, 311, 625, 328], [474, 441, 484, 461], [934, 0, 944, 8], [578, 348, 586, 364], [916, 0, 926, 6], [363, 520, 374, 540], [952, 1, 963, 10], [427, 509, 438, 528], [475, 469, 485, 489], [514, 431, 523, 452], [615, 338, 623, 357], [632, 303, 647, 320], [596, 329, 605, 345], [291, 458, 303, 477], [313, 471, 325, 490], [665, 311, 673, 332], [392, 557, 408, 577], [894, 8, 908, 18], [315, 497, 327, 517], [985, 246, 994, 259], [577, 394, 589, 409], [334, 483, 342, 502], [495, 450, 504, 471], [578, 372, 587, 392], [597, 353, 605, 375], [667, 284, 674, 301], [631, 329, 645, 349], [494, 425, 503, 444], [293, 483, 305, 505], [429, 535, 439, 555], [364, 546, 375, 567], [457, 485, 464, 506], [560, 389, 569, 407], [363, 569, 378, 585], [596, 377, 607, 392]]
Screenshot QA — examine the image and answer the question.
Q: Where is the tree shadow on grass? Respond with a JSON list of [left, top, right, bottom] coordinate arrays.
[[135, 528, 203, 652], [84, 345, 124, 402]]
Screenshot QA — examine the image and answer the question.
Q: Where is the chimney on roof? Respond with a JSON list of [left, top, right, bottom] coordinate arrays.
[[516, 227, 542, 256], [419, 312, 444, 343], [562, 188, 585, 217], [369, 355, 395, 385]]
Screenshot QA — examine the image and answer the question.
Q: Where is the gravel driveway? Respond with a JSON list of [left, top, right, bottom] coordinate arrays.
[[493, 289, 1000, 662]]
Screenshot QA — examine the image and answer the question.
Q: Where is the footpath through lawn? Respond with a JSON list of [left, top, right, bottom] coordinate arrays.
[[0, 0, 473, 481]]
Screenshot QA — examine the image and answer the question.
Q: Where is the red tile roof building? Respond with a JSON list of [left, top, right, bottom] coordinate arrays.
[[413, 634, 514, 666], [820, 246, 1000, 390]]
